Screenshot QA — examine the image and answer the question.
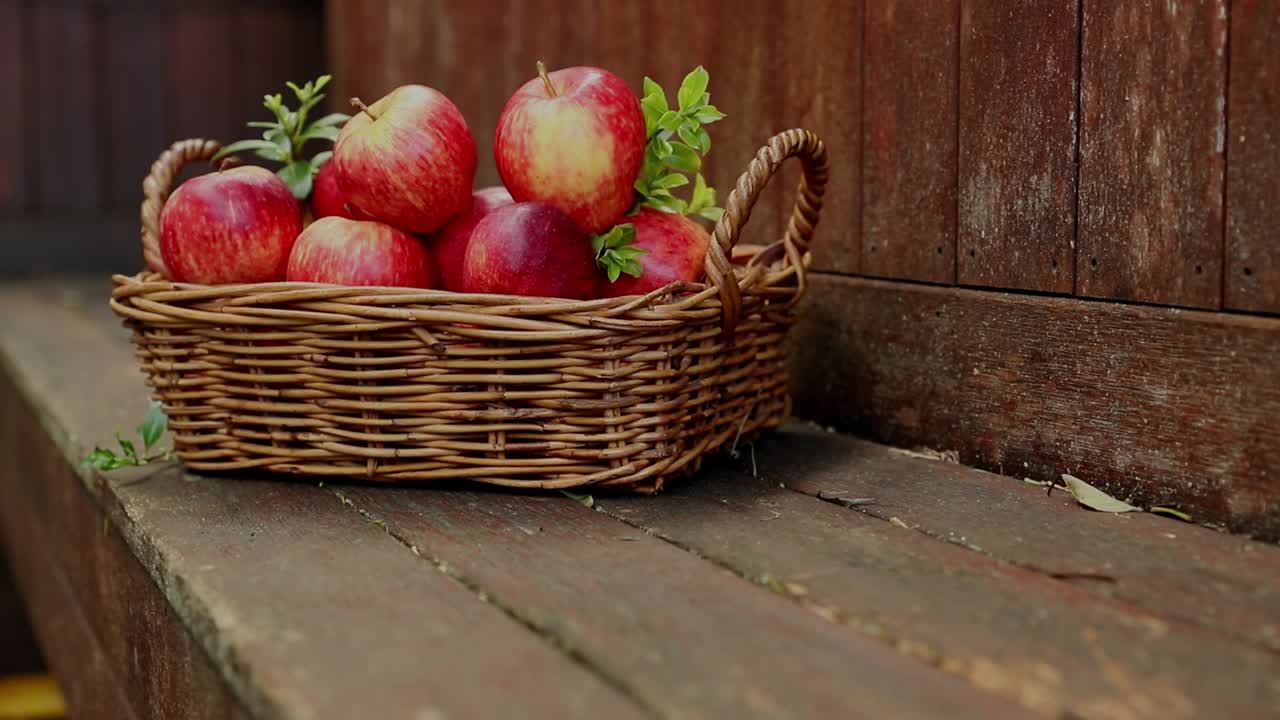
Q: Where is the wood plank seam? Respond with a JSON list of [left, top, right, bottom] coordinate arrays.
[[1220, 0, 1232, 312], [320, 486, 664, 720], [790, 476, 1280, 659], [589, 498, 1022, 700]]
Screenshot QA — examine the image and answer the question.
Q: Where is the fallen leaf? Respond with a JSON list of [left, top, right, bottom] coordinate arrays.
[[561, 490, 595, 508], [1149, 506, 1193, 522], [1061, 474, 1140, 513], [889, 516, 911, 529]]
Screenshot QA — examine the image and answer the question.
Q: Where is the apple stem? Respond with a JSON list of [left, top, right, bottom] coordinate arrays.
[[350, 97, 379, 120], [536, 61, 558, 97]]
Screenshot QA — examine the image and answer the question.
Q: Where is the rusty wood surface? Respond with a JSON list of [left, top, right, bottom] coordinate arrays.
[[790, 273, 1280, 540], [861, 0, 958, 283], [106, 9, 170, 213], [958, 0, 1077, 292], [744, 426, 1280, 655], [1077, 0, 1227, 308], [0, 558, 43, 676], [31, 4, 100, 212], [0, 282, 648, 720], [0, 3, 24, 210], [342, 485, 1029, 720], [0, 374, 251, 720], [602, 442, 1280, 718], [1226, 0, 1280, 314], [168, 10, 238, 155]]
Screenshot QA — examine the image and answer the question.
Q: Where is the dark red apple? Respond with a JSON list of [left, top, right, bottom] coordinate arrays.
[[334, 84, 477, 233], [310, 159, 371, 220], [428, 186, 514, 292], [600, 208, 711, 297], [494, 64, 646, 234], [159, 165, 302, 284], [287, 217, 433, 288], [462, 202, 597, 299]]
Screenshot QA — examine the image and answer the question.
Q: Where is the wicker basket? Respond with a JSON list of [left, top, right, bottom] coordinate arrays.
[[109, 129, 828, 491]]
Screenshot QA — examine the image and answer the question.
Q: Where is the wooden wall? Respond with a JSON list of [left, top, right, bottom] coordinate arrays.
[[0, 0, 324, 276], [327, 0, 1278, 317], [329, 0, 1280, 538]]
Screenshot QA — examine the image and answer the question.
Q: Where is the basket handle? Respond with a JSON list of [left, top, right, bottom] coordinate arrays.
[[705, 128, 828, 338], [140, 138, 224, 277]]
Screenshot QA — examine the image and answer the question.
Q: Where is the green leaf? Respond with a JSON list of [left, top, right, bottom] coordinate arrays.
[[298, 124, 341, 143], [593, 223, 647, 283], [212, 139, 286, 163], [640, 193, 688, 215], [1061, 474, 1141, 513], [693, 104, 726, 124], [653, 136, 674, 159], [279, 161, 314, 200], [698, 206, 724, 222], [309, 112, 351, 129], [651, 173, 689, 190], [693, 127, 711, 155], [1149, 506, 1193, 522], [85, 447, 122, 471], [561, 490, 595, 508], [687, 173, 712, 213], [115, 432, 139, 463], [247, 120, 278, 129], [657, 110, 683, 133], [137, 401, 168, 452], [309, 150, 333, 171], [677, 66, 710, 111], [663, 143, 701, 173]]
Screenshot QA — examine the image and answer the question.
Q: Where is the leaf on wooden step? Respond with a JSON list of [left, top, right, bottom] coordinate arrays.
[[1061, 474, 1140, 513], [561, 490, 594, 509], [1149, 506, 1193, 522]]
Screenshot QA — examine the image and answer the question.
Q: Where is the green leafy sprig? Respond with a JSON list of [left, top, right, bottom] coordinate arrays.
[[592, 224, 645, 281], [213, 75, 350, 200], [635, 66, 726, 221], [84, 401, 173, 471]]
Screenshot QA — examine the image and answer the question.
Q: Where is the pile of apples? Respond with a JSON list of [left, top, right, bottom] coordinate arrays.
[[158, 63, 727, 300]]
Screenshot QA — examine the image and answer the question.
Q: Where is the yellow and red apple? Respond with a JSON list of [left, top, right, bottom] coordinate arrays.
[[287, 217, 434, 288], [158, 166, 302, 284], [495, 64, 646, 234], [600, 209, 711, 297], [333, 85, 477, 233]]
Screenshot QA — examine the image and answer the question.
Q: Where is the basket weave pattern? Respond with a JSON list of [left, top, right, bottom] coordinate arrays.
[[111, 130, 828, 491]]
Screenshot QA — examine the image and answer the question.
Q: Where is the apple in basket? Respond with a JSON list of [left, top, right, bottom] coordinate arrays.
[[462, 202, 598, 299], [334, 85, 477, 233], [599, 208, 711, 297], [288, 217, 434, 288], [427, 186, 514, 292], [309, 159, 370, 221], [159, 165, 302, 284], [494, 63, 646, 234]]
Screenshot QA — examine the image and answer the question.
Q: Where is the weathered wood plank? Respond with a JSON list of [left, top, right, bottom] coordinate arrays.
[[106, 8, 169, 212], [31, 4, 100, 211], [0, 558, 43, 676], [343, 487, 1030, 720], [958, 0, 1077, 292], [747, 426, 1280, 653], [861, 0, 957, 283], [0, 379, 250, 720], [1077, 0, 1227, 308], [790, 273, 1280, 540], [601, 452, 1280, 718], [1226, 0, 1280, 314], [0, 284, 649, 720], [168, 10, 237, 145], [232, 5, 325, 154], [0, 3, 25, 209], [775, 0, 861, 273]]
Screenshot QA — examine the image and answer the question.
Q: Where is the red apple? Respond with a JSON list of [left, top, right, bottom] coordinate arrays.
[[428, 186, 514, 292], [334, 85, 477, 233], [462, 202, 597, 299], [159, 165, 301, 284], [310, 159, 371, 220], [287, 217, 433, 288], [600, 208, 711, 297], [495, 64, 646, 234]]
